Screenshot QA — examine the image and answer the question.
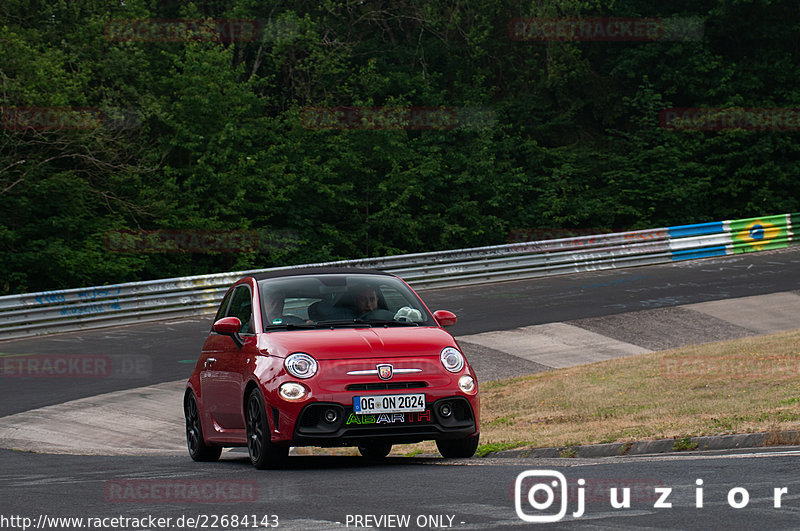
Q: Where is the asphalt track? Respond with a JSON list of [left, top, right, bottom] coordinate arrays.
[[2, 247, 800, 529], [3, 447, 800, 529]]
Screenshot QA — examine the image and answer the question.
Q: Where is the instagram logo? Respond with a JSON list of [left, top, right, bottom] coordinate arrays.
[[515, 470, 584, 522]]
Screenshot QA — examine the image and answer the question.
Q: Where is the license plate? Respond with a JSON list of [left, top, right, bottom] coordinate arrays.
[[353, 393, 425, 414]]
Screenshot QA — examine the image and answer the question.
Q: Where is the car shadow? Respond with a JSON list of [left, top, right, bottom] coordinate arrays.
[[218, 452, 447, 470]]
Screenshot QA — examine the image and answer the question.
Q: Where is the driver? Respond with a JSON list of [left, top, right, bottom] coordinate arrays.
[[355, 286, 378, 316]]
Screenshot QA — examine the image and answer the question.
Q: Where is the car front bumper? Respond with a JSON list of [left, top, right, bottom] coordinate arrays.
[[289, 395, 477, 446]]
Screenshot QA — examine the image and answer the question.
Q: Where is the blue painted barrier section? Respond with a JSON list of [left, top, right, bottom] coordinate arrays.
[[671, 246, 728, 261], [667, 222, 724, 238]]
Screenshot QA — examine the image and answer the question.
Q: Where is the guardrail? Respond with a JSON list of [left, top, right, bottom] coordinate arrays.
[[0, 213, 796, 340]]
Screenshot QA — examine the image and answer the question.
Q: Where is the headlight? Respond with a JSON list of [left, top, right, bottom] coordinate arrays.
[[284, 353, 318, 379], [459, 375, 476, 393], [440, 347, 464, 373], [279, 382, 307, 401]]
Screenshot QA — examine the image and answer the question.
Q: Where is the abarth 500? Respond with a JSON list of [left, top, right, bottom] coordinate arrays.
[[184, 268, 479, 468]]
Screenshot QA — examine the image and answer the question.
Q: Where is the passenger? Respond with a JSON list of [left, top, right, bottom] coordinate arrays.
[[263, 289, 286, 324], [263, 289, 310, 325]]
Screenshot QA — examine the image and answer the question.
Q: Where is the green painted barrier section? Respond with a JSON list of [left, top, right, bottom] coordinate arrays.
[[729, 214, 791, 254]]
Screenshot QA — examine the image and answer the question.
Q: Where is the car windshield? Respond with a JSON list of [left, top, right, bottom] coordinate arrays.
[[257, 274, 435, 331]]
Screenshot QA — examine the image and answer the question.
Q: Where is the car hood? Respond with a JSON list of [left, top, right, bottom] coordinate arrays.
[[258, 326, 458, 360]]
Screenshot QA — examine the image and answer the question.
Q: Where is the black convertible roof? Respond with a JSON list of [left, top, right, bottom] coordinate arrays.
[[251, 266, 393, 281]]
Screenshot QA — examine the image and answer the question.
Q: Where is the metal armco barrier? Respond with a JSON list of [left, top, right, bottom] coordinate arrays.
[[0, 213, 796, 340]]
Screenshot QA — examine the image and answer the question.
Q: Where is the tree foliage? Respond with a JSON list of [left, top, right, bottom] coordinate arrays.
[[1, 0, 799, 293]]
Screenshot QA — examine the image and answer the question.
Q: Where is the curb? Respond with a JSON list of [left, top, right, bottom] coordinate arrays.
[[489, 430, 800, 459]]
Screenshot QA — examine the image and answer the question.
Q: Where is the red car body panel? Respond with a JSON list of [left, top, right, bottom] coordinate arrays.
[[186, 270, 479, 453]]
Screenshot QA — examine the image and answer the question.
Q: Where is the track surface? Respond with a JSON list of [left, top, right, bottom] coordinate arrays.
[[1, 248, 800, 529], [1, 247, 799, 417], [3, 447, 800, 529], [422, 248, 800, 334]]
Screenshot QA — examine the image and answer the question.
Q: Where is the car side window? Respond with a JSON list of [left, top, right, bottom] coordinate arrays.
[[226, 285, 254, 335], [214, 288, 235, 323]]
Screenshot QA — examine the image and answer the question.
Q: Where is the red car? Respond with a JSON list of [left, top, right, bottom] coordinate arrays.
[[184, 268, 480, 468]]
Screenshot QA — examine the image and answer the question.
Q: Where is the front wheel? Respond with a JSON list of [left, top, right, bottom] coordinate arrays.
[[436, 433, 479, 459], [245, 388, 289, 469], [358, 443, 392, 459], [184, 392, 222, 462]]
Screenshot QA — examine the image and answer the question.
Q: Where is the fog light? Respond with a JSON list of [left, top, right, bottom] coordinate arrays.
[[279, 382, 307, 401], [323, 408, 339, 423], [458, 375, 476, 393], [439, 402, 453, 418]]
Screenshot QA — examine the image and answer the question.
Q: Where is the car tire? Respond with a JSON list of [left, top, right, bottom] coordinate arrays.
[[246, 388, 289, 469], [184, 392, 222, 462], [436, 433, 479, 459], [358, 443, 393, 459]]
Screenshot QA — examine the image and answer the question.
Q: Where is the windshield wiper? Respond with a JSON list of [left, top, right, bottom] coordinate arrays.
[[267, 319, 423, 330], [315, 319, 421, 328], [264, 323, 318, 331], [314, 319, 373, 328], [364, 319, 420, 327]]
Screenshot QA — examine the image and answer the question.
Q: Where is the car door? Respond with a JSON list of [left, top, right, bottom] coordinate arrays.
[[201, 284, 255, 432], [198, 288, 233, 433]]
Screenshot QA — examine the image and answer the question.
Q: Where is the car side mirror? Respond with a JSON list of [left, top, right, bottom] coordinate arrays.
[[433, 310, 457, 328], [213, 316, 242, 335]]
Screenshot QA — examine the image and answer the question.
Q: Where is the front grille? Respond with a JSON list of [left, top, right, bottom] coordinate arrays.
[[345, 381, 428, 391]]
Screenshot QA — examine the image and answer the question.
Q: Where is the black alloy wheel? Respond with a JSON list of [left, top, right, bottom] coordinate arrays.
[[246, 388, 289, 469], [184, 392, 222, 462]]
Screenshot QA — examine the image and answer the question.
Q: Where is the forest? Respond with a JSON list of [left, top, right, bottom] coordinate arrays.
[[1, 0, 798, 294]]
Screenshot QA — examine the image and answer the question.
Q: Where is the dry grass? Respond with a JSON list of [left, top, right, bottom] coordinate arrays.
[[387, 329, 800, 456]]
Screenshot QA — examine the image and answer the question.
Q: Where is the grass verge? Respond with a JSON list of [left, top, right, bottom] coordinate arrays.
[[393, 329, 800, 457]]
